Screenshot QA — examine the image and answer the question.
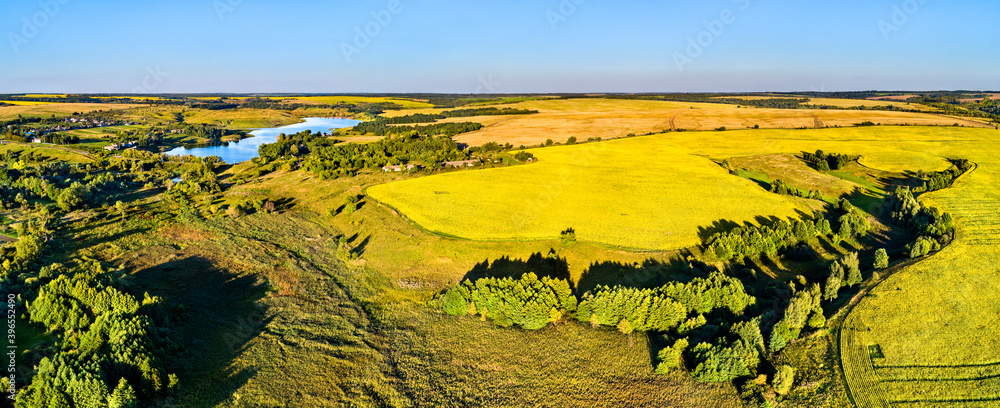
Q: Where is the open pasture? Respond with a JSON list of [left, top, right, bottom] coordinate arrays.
[[441, 98, 985, 147], [727, 154, 864, 199], [181, 108, 298, 129], [0, 142, 93, 163], [0, 102, 138, 121]]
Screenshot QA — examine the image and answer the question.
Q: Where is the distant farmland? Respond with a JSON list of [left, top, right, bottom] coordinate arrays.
[[432, 98, 985, 147]]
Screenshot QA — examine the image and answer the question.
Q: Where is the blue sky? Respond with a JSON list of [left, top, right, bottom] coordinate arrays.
[[1, 0, 997, 93]]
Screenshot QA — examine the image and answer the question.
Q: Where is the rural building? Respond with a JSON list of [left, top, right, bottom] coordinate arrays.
[[30, 138, 42, 143], [104, 140, 139, 151], [382, 164, 419, 172], [442, 160, 479, 168]]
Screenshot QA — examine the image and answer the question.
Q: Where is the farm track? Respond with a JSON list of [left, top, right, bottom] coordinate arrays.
[[811, 113, 825, 128]]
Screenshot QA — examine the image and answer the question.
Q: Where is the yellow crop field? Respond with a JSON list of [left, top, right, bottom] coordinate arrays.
[[803, 97, 938, 111], [368, 135, 823, 250], [290, 96, 433, 108], [440, 98, 984, 147], [840, 149, 1000, 407], [643, 125, 1000, 408], [94, 95, 166, 101], [19, 93, 66, 98], [368, 126, 993, 252]]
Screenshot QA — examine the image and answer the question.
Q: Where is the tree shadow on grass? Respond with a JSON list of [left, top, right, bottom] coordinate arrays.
[[74, 226, 152, 249], [462, 252, 571, 285], [576, 255, 712, 296], [128, 256, 270, 408], [697, 219, 742, 242]]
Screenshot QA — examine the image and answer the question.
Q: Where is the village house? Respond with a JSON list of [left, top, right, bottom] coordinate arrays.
[[442, 160, 479, 168], [381, 164, 419, 172], [104, 140, 139, 151]]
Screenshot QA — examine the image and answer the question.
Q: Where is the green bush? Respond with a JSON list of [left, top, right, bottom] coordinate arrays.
[[773, 365, 795, 395]]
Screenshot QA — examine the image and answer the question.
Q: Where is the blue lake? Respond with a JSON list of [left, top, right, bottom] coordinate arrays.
[[165, 117, 361, 164]]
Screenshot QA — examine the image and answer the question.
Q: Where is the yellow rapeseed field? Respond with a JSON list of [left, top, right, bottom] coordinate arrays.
[[290, 96, 433, 109], [803, 97, 938, 111], [367, 135, 821, 250]]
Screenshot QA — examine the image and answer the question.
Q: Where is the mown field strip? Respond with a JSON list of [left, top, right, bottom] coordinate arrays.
[[840, 318, 891, 408], [893, 401, 1000, 408], [875, 361, 1000, 381]]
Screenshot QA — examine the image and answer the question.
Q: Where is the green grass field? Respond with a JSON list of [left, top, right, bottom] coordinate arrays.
[[0, 142, 93, 163], [57, 185, 744, 407], [841, 155, 1000, 407]]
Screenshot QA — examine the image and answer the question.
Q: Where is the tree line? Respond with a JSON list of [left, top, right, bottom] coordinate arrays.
[[15, 260, 176, 407], [801, 149, 860, 171], [884, 187, 954, 258], [253, 129, 475, 179], [350, 121, 483, 137], [441, 272, 577, 329], [769, 179, 822, 200], [919, 159, 973, 192]]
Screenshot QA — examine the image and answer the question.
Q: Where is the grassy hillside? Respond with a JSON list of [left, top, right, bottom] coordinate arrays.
[[0, 102, 138, 120], [61, 186, 743, 407]]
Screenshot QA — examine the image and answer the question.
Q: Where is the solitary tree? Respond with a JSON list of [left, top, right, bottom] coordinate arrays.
[[843, 252, 862, 286], [874, 248, 889, 269], [823, 261, 843, 300]]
